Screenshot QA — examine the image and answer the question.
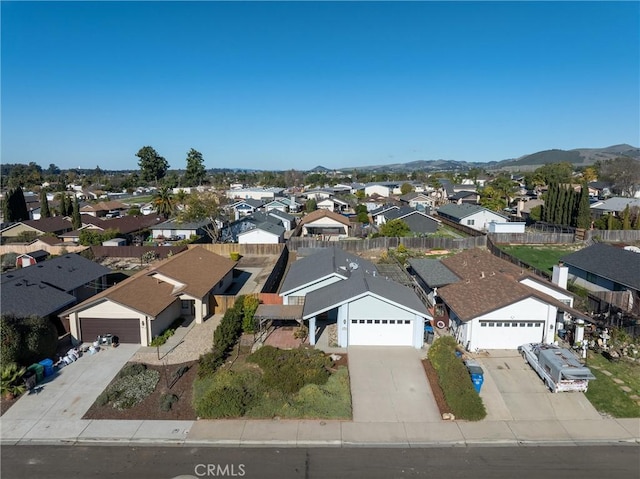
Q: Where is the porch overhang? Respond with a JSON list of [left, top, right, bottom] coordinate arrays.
[[254, 304, 304, 327]]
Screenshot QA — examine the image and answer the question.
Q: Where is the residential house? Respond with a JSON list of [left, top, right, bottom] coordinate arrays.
[[279, 247, 430, 348], [436, 204, 509, 232], [1, 253, 111, 335], [229, 199, 264, 220], [410, 248, 585, 350], [590, 197, 640, 219], [369, 204, 400, 226], [151, 218, 213, 242], [399, 192, 436, 212], [263, 199, 289, 214], [225, 187, 282, 202], [303, 189, 334, 202], [298, 209, 351, 238], [364, 182, 400, 198], [383, 207, 441, 235], [317, 197, 350, 213], [238, 222, 285, 244], [80, 200, 128, 218], [587, 181, 612, 199], [268, 209, 296, 231], [561, 243, 640, 314], [61, 247, 237, 346], [0, 217, 74, 244], [449, 190, 480, 205]]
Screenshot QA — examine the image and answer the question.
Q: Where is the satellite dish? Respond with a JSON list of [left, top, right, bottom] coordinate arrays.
[[349, 262, 359, 270]]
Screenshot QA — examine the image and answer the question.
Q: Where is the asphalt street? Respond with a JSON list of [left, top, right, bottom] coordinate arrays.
[[2, 445, 639, 479]]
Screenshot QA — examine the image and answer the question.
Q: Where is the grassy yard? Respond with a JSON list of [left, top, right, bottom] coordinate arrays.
[[499, 245, 582, 276], [585, 352, 640, 418]]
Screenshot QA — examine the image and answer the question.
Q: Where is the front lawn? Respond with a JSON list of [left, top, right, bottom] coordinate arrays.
[[585, 353, 640, 418], [193, 346, 351, 419], [498, 245, 581, 276]]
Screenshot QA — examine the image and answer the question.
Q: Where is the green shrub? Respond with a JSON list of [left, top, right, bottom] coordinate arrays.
[[1, 362, 27, 398], [197, 351, 225, 378], [117, 362, 147, 379], [242, 296, 259, 333], [248, 346, 331, 394], [150, 317, 184, 347], [159, 393, 179, 411], [428, 337, 486, 421], [1, 314, 58, 366], [193, 369, 263, 418]]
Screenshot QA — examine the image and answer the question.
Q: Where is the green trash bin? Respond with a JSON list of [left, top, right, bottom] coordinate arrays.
[[27, 363, 45, 383]]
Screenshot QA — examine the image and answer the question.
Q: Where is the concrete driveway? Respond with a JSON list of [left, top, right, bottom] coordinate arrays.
[[1, 344, 138, 440], [347, 346, 441, 423], [476, 350, 601, 421]]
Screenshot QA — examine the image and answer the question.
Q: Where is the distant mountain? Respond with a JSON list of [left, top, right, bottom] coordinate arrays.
[[497, 144, 640, 171], [341, 144, 639, 173]]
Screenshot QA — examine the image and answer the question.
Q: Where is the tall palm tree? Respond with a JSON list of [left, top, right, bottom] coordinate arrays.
[[152, 187, 175, 219]]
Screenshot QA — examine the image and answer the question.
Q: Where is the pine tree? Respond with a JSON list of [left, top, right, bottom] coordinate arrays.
[[575, 185, 591, 229], [4, 187, 29, 222], [72, 196, 81, 229], [40, 190, 51, 218]]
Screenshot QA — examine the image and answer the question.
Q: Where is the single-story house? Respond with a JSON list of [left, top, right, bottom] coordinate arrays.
[[150, 218, 212, 241], [411, 249, 584, 350], [225, 188, 281, 202], [399, 192, 436, 211], [317, 197, 350, 213], [298, 209, 351, 238], [436, 204, 509, 232], [229, 199, 264, 220], [369, 204, 400, 226], [80, 200, 128, 218], [279, 247, 430, 348], [590, 197, 640, 219], [238, 222, 285, 244], [383, 207, 441, 235], [268, 209, 296, 231], [2, 253, 111, 334], [448, 190, 480, 205], [561, 243, 640, 295], [1, 216, 73, 243], [61, 247, 236, 346], [364, 182, 400, 198]]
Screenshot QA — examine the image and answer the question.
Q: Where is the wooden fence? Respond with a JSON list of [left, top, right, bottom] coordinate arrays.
[[0, 243, 87, 256], [486, 236, 552, 279], [488, 232, 577, 245], [90, 245, 187, 259], [192, 243, 285, 256], [287, 235, 485, 253], [585, 230, 640, 243], [260, 245, 290, 294]]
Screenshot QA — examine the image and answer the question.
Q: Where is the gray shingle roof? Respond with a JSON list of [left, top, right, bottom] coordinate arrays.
[[1, 254, 110, 317], [408, 258, 460, 288], [436, 203, 486, 220], [268, 209, 295, 222], [245, 222, 285, 236], [279, 247, 377, 294], [561, 243, 640, 290], [302, 270, 429, 319]]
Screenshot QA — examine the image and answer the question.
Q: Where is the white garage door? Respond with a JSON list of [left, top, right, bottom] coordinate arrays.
[[349, 319, 414, 346], [475, 320, 544, 349]]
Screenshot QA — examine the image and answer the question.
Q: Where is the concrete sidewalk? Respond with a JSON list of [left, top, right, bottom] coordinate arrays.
[[2, 417, 638, 447]]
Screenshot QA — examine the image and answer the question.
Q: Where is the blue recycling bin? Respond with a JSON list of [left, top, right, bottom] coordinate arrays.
[[39, 358, 54, 377], [470, 373, 484, 393]]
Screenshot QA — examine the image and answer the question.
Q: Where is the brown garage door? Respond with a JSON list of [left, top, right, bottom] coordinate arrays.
[[80, 318, 141, 344]]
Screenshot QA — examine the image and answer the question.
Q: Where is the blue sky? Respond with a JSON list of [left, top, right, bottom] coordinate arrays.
[[2, 1, 639, 172]]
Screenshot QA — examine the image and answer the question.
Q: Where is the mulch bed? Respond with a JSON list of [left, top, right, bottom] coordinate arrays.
[[83, 361, 198, 421], [0, 396, 19, 416], [421, 359, 452, 416]]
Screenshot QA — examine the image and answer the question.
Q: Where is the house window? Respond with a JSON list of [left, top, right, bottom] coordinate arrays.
[[404, 320, 411, 324], [480, 323, 487, 327], [527, 323, 533, 327], [586, 272, 597, 283], [366, 320, 373, 324], [382, 320, 388, 324], [512, 322, 518, 327], [466, 219, 475, 226], [519, 323, 525, 327], [488, 322, 495, 327], [374, 320, 380, 324], [535, 323, 541, 327], [359, 320, 365, 324], [389, 320, 396, 324], [496, 322, 502, 327], [351, 320, 357, 324], [504, 323, 510, 327], [181, 300, 190, 310]]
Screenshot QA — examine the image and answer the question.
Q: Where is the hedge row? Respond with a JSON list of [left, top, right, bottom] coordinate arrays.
[[427, 336, 486, 421], [197, 296, 246, 378]]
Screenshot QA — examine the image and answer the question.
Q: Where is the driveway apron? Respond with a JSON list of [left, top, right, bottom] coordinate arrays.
[[348, 346, 441, 423], [1, 344, 138, 423]]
